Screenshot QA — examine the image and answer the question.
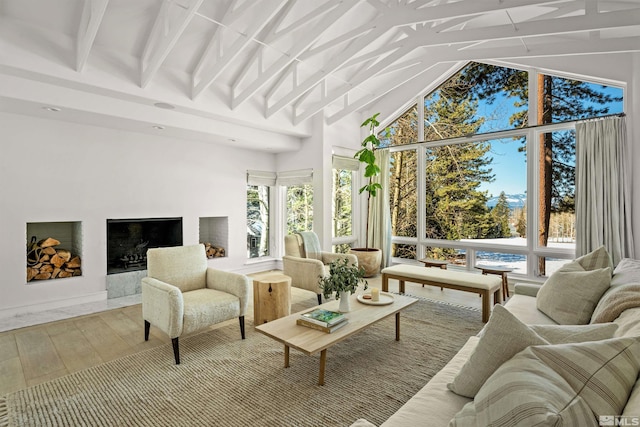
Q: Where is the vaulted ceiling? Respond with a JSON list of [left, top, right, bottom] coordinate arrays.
[[1, 0, 639, 151]]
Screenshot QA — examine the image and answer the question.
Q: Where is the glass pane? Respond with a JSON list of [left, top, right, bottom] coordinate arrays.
[[378, 105, 418, 147], [332, 243, 352, 254], [390, 150, 417, 238], [247, 185, 269, 258], [423, 246, 466, 267], [537, 256, 572, 278], [537, 129, 576, 276], [286, 184, 313, 234], [332, 169, 352, 238], [538, 74, 623, 125], [475, 251, 526, 275], [425, 138, 526, 244], [392, 244, 416, 260], [424, 62, 528, 141]]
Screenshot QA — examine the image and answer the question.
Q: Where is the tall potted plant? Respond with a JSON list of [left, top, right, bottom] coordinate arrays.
[[349, 113, 383, 277]]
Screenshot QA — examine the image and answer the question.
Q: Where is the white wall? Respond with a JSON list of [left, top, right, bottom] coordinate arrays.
[[0, 112, 276, 315]]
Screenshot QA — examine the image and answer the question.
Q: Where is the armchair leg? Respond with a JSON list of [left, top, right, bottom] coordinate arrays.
[[144, 320, 150, 341], [172, 337, 180, 365], [317, 294, 322, 305], [239, 316, 245, 339]]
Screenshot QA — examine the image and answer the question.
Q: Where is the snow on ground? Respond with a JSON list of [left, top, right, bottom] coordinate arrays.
[[455, 237, 575, 276]]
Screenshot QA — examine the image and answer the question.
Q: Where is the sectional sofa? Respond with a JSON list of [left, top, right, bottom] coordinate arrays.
[[352, 248, 640, 426]]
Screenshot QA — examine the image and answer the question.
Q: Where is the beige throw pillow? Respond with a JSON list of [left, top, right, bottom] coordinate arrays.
[[449, 337, 640, 427], [536, 264, 611, 324], [447, 305, 548, 398]]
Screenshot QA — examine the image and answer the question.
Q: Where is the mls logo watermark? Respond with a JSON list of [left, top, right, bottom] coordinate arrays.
[[600, 415, 640, 426]]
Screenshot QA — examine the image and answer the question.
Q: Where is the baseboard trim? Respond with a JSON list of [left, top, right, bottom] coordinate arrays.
[[0, 291, 108, 319]]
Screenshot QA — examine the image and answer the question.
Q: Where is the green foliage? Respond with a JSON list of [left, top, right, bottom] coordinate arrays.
[[515, 208, 527, 238], [355, 112, 385, 249], [318, 258, 368, 300], [333, 169, 352, 238], [355, 112, 383, 196], [488, 192, 512, 238], [286, 184, 313, 234]]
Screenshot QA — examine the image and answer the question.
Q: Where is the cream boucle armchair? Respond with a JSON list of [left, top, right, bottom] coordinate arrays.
[[282, 231, 358, 304], [141, 244, 250, 364]]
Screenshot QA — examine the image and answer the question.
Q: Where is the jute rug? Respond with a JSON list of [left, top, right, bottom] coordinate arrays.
[[1, 298, 483, 427]]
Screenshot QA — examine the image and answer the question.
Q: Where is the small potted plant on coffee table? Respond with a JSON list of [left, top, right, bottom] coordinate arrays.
[[319, 258, 368, 312]]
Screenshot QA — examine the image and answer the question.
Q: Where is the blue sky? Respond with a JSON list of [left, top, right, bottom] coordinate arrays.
[[473, 83, 623, 197]]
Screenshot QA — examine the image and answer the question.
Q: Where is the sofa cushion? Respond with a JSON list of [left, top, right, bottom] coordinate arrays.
[[536, 262, 611, 324], [449, 337, 640, 427], [623, 378, 640, 419], [611, 257, 640, 286], [447, 305, 548, 398], [613, 307, 640, 338], [503, 293, 557, 324], [381, 337, 477, 427]]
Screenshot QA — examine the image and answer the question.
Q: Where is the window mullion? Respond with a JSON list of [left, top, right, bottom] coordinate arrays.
[[417, 147, 426, 261]]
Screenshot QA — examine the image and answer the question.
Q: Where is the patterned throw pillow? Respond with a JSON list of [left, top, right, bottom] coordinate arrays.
[[574, 245, 614, 271], [449, 337, 640, 427], [530, 323, 618, 343]]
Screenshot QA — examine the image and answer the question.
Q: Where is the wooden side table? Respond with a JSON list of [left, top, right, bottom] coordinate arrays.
[[475, 265, 513, 299], [418, 258, 449, 269], [418, 258, 449, 289], [253, 273, 291, 325]]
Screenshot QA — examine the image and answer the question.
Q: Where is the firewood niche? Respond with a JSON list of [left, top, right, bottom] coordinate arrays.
[[27, 236, 82, 281]]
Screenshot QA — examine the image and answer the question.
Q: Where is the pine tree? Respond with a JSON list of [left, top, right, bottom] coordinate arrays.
[[460, 62, 620, 273], [489, 192, 512, 238]]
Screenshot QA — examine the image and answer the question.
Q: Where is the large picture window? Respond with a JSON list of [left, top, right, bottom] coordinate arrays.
[[383, 61, 623, 278]]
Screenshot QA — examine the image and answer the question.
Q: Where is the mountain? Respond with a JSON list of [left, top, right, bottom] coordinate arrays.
[[486, 193, 526, 209]]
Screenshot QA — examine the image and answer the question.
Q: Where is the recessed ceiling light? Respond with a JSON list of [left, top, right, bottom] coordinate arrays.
[[154, 102, 175, 110], [152, 125, 165, 130], [43, 106, 61, 112]]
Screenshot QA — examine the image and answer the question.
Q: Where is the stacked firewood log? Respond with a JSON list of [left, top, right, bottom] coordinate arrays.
[[26, 237, 82, 281], [203, 242, 225, 259]]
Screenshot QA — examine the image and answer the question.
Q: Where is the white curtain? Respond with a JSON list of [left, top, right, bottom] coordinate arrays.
[[575, 116, 634, 265], [367, 148, 392, 268]]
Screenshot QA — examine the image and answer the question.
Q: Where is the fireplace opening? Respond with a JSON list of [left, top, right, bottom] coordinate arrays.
[[107, 217, 183, 275]]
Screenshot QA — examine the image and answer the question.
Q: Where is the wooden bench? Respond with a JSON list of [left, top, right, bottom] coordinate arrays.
[[381, 265, 502, 322]]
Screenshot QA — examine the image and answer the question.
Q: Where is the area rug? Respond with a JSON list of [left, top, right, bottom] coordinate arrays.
[[0, 298, 484, 427]]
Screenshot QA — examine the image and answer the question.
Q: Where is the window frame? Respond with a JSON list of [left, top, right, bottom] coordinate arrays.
[[384, 65, 624, 281], [331, 167, 357, 251]]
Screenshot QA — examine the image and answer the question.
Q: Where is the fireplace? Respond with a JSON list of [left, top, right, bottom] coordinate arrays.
[[107, 217, 183, 274]]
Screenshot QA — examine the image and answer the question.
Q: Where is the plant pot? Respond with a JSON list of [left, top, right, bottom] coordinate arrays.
[[338, 291, 351, 312], [349, 248, 382, 278]]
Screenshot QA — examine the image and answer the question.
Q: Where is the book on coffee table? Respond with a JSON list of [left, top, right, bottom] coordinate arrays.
[[296, 318, 348, 333], [300, 308, 345, 327]]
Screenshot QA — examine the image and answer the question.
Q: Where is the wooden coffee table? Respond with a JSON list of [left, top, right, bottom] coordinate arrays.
[[255, 293, 417, 385]]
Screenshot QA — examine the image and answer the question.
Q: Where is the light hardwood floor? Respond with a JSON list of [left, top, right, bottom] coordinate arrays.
[[0, 271, 493, 397]]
